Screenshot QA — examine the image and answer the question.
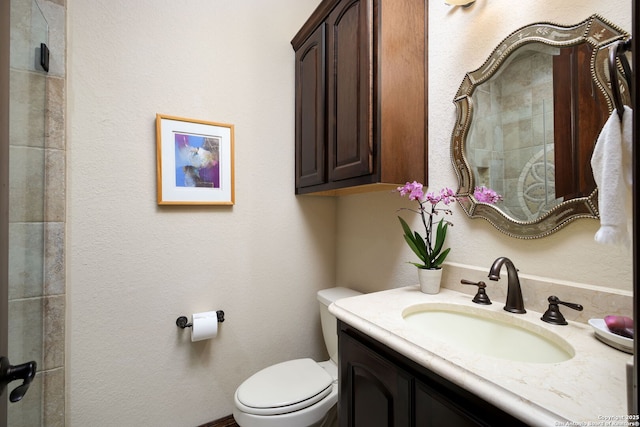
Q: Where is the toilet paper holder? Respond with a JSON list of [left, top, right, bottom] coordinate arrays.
[[176, 310, 225, 329]]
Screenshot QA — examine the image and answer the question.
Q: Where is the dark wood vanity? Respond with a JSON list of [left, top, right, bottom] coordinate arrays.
[[338, 321, 528, 427], [291, 0, 428, 195]]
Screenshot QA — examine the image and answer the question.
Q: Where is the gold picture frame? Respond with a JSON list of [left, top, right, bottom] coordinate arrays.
[[156, 114, 235, 205]]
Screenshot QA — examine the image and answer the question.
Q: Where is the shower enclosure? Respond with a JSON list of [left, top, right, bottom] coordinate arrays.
[[2, 0, 66, 425]]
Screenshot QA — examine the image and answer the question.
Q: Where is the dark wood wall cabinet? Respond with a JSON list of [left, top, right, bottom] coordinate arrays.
[[291, 0, 428, 196], [338, 321, 529, 427]]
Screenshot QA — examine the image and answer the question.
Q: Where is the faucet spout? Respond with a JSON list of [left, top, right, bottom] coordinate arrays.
[[488, 257, 526, 313]]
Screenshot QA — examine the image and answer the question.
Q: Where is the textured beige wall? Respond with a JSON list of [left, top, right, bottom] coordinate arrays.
[[336, 1, 633, 293], [66, 1, 330, 425]]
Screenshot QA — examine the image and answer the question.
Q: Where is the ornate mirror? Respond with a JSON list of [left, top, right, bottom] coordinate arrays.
[[451, 15, 631, 238]]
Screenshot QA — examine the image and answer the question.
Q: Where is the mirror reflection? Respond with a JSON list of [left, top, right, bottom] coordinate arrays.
[[467, 42, 609, 221], [452, 15, 631, 238]]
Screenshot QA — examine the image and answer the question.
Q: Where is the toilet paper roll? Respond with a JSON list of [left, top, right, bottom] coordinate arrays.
[[191, 311, 219, 342]]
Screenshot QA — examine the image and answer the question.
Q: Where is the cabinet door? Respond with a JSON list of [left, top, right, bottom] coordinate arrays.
[[326, 0, 373, 182], [415, 379, 485, 427], [295, 24, 326, 189], [339, 330, 411, 427]]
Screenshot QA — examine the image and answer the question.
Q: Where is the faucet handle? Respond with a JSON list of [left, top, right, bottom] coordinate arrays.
[[460, 279, 492, 305], [541, 295, 584, 325]]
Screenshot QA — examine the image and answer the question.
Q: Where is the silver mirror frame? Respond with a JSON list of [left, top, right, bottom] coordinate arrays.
[[451, 14, 631, 239]]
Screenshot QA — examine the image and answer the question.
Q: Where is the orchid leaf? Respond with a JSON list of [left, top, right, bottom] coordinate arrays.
[[403, 235, 426, 263], [414, 231, 426, 253], [424, 257, 433, 269], [432, 248, 451, 268], [432, 219, 448, 255], [404, 235, 426, 263], [399, 217, 427, 265], [398, 217, 413, 239], [408, 261, 427, 268]]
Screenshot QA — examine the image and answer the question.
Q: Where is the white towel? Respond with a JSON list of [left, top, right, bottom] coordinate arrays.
[[590, 105, 633, 247]]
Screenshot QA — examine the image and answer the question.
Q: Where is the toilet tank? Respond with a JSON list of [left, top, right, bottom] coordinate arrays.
[[317, 287, 362, 363]]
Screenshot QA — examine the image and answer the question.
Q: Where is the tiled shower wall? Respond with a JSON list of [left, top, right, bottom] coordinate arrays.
[[8, 0, 65, 425], [498, 50, 555, 219], [468, 49, 555, 221]]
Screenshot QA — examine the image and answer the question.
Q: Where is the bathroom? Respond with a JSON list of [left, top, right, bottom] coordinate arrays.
[[0, 0, 634, 426]]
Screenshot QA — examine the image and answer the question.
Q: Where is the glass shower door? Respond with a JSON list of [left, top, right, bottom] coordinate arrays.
[[2, 0, 49, 425]]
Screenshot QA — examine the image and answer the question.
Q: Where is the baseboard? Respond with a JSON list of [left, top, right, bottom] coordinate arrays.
[[198, 414, 238, 427]]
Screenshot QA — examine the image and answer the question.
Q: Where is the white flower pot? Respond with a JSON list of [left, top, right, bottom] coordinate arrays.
[[417, 268, 443, 294]]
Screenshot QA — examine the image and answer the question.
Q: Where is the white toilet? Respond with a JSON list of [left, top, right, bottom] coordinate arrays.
[[233, 287, 362, 427]]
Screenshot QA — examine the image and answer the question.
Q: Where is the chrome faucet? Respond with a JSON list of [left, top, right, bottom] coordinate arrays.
[[488, 257, 526, 313]]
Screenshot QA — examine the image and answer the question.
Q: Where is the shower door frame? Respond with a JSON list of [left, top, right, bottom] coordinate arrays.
[[1, 0, 10, 419], [2, 0, 54, 423]]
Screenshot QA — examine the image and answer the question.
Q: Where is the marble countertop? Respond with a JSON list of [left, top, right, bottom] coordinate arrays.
[[329, 286, 633, 427]]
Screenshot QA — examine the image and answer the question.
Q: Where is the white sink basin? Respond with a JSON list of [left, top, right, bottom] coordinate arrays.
[[402, 303, 574, 363]]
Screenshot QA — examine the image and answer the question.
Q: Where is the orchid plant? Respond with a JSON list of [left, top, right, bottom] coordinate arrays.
[[397, 182, 502, 270], [473, 185, 503, 204]]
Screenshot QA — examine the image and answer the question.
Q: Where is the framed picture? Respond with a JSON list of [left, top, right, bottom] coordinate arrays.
[[156, 114, 235, 205]]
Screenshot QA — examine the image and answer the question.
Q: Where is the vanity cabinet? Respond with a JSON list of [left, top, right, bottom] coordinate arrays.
[[291, 0, 428, 195], [338, 321, 528, 427]]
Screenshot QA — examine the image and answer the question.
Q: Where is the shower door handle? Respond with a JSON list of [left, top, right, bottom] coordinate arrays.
[[0, 356, 37, 402]]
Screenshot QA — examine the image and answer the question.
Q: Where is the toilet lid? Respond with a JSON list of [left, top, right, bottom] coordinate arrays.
[[236, 358, 333, 413]]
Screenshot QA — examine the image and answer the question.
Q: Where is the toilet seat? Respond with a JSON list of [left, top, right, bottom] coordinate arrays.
[[235, 358, 333, 416]]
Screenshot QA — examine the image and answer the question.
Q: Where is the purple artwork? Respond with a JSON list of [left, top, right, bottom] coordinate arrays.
[[174, 133, 220, 188]]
